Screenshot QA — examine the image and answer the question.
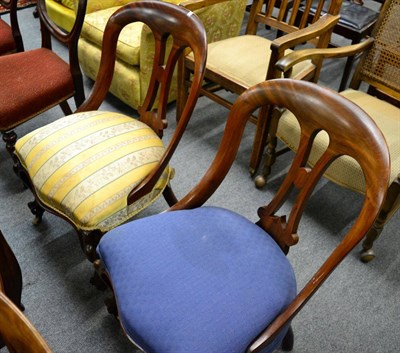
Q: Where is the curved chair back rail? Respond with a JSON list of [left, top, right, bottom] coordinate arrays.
[[96, 79, 390, 352]]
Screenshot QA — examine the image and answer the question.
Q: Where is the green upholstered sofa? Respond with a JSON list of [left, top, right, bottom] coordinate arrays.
[[45, 0, 247, 109]]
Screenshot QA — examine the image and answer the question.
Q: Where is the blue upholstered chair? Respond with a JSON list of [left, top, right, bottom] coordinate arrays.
[[95, 79, 391, 352]]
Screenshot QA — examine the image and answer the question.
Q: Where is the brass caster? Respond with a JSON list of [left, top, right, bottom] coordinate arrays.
[[360, 248, 375, 263], [254, 175, 266, 189]]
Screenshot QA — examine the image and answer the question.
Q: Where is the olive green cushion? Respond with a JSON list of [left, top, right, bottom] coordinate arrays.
[[277, 89, 400, 194], [15, 111, 171, 232]]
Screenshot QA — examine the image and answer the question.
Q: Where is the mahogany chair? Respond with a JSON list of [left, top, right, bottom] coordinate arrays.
[[14, 1, 207, 263], [95, 79, 390, 352], [0, 0, 86, 167], [0, 291, 53, 353], [177, 0, 342, 178], [263, 0, 399, 261], [0, 0, 24, 55]]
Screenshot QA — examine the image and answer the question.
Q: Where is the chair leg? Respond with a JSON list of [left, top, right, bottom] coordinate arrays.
[[176, 56, 190, 122], [78, 229, 104, 263], [2, 130, 19, 170], [28, 199, 45, 225], [163, 184, 178, 207], [361, 176, 400, 262], [281, 325, 294, 351]]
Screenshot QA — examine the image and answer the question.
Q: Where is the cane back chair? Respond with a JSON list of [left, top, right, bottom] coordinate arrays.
[[260, 0, 399, 262], [13, 1, 208, 263], [0, 0, 86, 168], [95, 79, 390, 352], [177, 0, 342, 177], [0, 0, 24, 55]]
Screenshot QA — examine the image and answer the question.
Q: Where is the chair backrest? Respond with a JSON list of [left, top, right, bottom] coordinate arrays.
[[36, 0, 87, 106], [246, 0, 342, 38], [76, 1, 207, 203], [171, 79, 390, 349], [0, 291, 53, 353], [350, 0, 400, 104], [0, 0, 24, 53]]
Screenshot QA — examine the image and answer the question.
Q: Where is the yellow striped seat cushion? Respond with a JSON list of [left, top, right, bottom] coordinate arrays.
[[276, 89, 400, 194], [15, 111, 171, 232]]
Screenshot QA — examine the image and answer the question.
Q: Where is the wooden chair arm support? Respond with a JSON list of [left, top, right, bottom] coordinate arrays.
[[271, 14, 340, 53], [180, 0, 231, 11], [275, 38, 374, 74]]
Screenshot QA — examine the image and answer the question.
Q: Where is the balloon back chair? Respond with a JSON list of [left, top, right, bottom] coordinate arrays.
[[262, 0, 400, 262], [14, 1, 208, 264], [0, 0, 86, 167], [177, 0, 343, 178], [0, 0, 24, 55], [95, 79, 390, 353]]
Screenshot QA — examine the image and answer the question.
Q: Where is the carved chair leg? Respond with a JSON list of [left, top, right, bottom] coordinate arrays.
[[281, 325, 294, 351], [27, 199, 45, 225], [2, 130, 20, 173], [79, 230, 104, 263], [249, 105, 272, 176], [361, 177, 400, 262]]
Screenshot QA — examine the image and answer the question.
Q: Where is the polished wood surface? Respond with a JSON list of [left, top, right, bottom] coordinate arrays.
[[169, 79, 390, 351]]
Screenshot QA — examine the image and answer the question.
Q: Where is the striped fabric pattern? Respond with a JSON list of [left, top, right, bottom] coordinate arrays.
[[15, 111, 171, 231]]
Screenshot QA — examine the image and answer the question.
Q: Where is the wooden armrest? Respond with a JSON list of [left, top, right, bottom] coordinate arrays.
[[271, 14, 339, 53], [180, 0, 230, 11], [276, 38, 374, 74]]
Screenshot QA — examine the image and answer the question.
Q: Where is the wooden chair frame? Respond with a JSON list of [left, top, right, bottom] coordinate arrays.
[[177, 0, 342, 177]]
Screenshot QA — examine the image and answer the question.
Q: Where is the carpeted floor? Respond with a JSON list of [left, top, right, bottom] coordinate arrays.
[[1, 3, 399, 353]]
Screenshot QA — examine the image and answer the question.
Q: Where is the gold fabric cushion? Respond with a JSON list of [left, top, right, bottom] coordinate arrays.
[[15, 111, 171, 232], [81, 6, 144, 66], [198, 35, 314, 88], [277, 89, 400, 193]]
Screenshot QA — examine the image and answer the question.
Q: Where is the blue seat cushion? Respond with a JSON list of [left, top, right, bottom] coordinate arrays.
[[97, 207, 297, 353]]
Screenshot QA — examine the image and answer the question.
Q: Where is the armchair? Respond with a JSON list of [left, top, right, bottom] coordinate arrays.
[[76, 0, 247, 109], [260, 0, 400, 262], [177, 0, 342, 179], [0, 0, 24, 55], [14, 1, 207, 264], [95, 79, 390, 352]]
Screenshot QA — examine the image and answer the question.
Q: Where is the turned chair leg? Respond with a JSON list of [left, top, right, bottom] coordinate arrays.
[[361, 176, 400, 262], [28, 200, 45, 225]]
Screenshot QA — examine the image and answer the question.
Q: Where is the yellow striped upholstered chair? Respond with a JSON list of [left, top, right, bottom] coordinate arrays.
[[14, 1, 208, 263], [0, 0, 24, 55], [259, 0, 400, 262]]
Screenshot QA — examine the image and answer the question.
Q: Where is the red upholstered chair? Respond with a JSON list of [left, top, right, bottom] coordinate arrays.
[[0, 0, 86, 168], [95, 79, 390, 352], [0, 0, 24, 55]]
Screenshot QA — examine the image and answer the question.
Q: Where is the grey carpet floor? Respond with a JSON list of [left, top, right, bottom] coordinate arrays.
[[1, 4, 399, 353]]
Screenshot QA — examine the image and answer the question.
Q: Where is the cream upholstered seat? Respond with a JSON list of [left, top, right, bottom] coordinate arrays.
[[261, 0, 400, 262], [177, 0, 342, 179], [14, 1, 208, 263]]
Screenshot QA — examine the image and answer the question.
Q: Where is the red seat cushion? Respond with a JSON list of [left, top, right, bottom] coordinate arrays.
[[0, 48, 75, 131], [0, 19, 16, 55]]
